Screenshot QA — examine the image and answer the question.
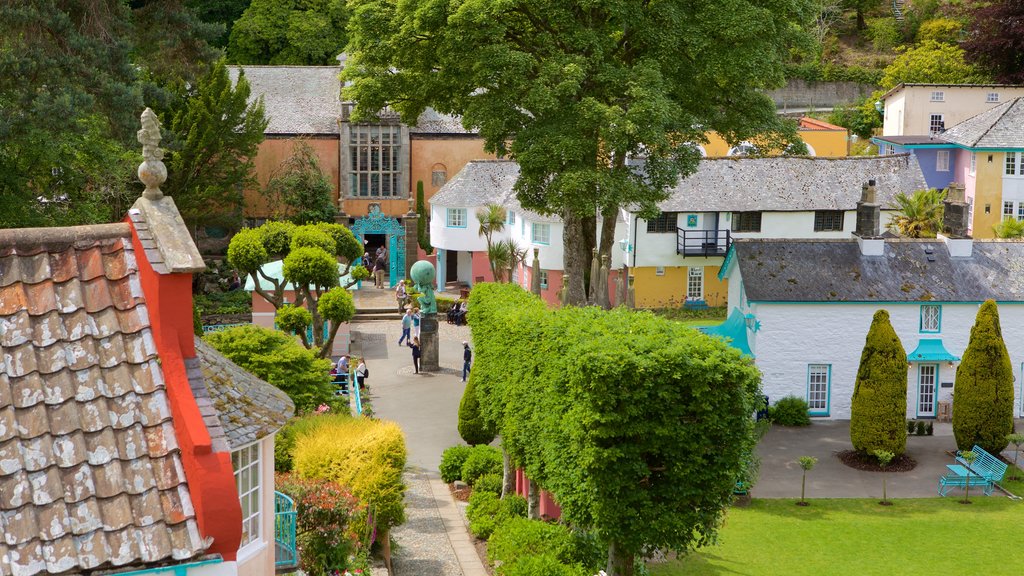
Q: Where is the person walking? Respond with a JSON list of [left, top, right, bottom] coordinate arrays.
[[374, 252, 387, 288], [462, 341, 472, 382], [356, 358, 368, 388], [395, 282, 408, 311], [412, 307, 422, 337], [408, 337, 421, 374], [398, 309, 412, 345]]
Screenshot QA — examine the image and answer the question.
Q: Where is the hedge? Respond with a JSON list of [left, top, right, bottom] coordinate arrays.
[[851, 310, 909, 456]]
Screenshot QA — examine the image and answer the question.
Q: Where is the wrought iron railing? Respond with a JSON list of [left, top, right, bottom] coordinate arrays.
[[274, 491, 298, 571], [676, 229, 731, 257]]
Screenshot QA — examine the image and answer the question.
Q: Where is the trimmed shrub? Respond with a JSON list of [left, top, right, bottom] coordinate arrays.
[[916, 421, 926, 436], [293, 417, 407, 532], [473, 473, 503, 496], [953, 300, 1015, 453], [851, 310, 909, 456], [770, 396, 811, 426], [489, 518, 594, 576], [276, 413, 352, 472], [459, 376, 496, 445], [439, 445, 473, 483], [461, 445, 503, 486], [467, 491, 527, 539], [500, 554, 588, 576]]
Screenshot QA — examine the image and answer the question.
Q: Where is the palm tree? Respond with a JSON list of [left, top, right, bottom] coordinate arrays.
[[487, 241, 512, 282], [993, 217, 1024, 238], [888, 188, 945, 238], [476, 204, 506, 281]]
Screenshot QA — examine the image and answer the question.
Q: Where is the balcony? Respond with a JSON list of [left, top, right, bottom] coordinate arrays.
[[677, 229, 731, 257], [274, 491, 298, 573]]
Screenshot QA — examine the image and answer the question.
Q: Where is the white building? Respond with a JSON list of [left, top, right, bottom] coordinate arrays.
[[880, 83, 1024, 136]]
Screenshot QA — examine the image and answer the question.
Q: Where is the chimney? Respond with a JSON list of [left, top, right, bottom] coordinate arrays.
[[855, 180, 884, 256], [942, 183, 970, 238]]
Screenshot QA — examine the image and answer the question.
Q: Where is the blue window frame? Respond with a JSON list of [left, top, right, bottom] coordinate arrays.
[[539, 270, 548, 289], [446, 208, 467, 228], [507, 211, 516, 225], [807, 364, 831, 417], [920, 304, 941, 333], [532, 223, 551, 245]]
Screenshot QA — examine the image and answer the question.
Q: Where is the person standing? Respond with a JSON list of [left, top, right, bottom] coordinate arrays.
[[399, 309, 412, 345], [356, 358, 368, 388], [412, 307, 422, 337], [462, 341, 472, 382], [375, 252, 387, 288], [395, 282, 408, 311], [408, 337, 421, 374]]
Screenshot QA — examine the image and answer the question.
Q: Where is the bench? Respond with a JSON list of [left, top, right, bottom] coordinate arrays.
[[956, 445, 1008, 483], [938, 472, 993, 496]]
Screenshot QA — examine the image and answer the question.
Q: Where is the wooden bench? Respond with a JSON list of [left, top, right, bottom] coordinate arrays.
[[938, 471, 993, 496], [956, 445, 1008, 483]]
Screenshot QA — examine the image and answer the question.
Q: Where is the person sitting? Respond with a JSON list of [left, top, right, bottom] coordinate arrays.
[[453, 301, 468, 325], [447, 301, 462, 324]]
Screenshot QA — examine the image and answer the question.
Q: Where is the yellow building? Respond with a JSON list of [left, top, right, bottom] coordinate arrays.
[[700, 117, 849, 158]]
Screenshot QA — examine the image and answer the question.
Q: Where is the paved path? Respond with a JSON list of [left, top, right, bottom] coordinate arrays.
[[349, 300, 485, 576]]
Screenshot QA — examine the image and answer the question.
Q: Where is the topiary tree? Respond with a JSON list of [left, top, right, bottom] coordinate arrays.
[[227, 220, 368, 357], [458, 376, 497, 446], [953, 300, 1015, 453], [850, 310, 909, 457], [797, 456, 817, 506], [875, 450, 894, 506]]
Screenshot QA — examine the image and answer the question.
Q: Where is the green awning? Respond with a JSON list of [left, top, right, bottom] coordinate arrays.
[[907, 339, 959, 362], [702, 308, 753, 357]]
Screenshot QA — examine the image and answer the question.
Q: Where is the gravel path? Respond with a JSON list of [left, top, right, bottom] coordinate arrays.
[[390, 471, 463, 576]]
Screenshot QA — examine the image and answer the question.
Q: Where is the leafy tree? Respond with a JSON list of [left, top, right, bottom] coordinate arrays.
[[477, 204, 507, 281], [187, 0, 253, 47], [163, 60, 268, 232], [888, 188, 945, 238], [227, 0, 349, 65], [205, 324, 335, 412], [131, 0, 222, 91], [962, 0, 1024, 83], [952, 300, 1015, 454], [458, 376, 496, 446], [227, 221, 367, 357], [874, 450, 894, 505], [1006, 433, 1024, 481], [851, 310, 908, 457], [416, 181, 433, 254], [797, 456, 817, 505], [843, 0, 882, 30], [880, 41, 988, 90], [993, 217, 1024, 239], [264, 140, 338, 224], [959, 450, 977, 504], [343, 0, 812, 305]]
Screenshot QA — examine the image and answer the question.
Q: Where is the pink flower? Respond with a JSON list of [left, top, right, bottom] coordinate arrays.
[[316, 404, 330, 413]]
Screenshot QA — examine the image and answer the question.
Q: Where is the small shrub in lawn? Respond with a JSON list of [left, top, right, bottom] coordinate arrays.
[[916, 421, 926, 436], [461, 445, 503, 486], [439, 445, 473, 483], [473, 473, 503, 496], [770, 396, 811, 426]]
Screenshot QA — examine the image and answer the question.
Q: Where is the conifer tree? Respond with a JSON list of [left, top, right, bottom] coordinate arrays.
[[850, 310, 909, 456], [953, 300, 1015, 453]]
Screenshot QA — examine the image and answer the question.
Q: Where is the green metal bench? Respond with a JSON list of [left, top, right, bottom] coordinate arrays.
[[938, 472, 993, 496], [956, 445, 1008, 483]]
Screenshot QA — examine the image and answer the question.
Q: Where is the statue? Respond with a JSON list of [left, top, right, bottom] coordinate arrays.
[[410, 260, 437, 314]]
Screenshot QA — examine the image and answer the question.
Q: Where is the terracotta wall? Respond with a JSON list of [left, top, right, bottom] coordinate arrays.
[[410, 136, 494, 204], [245, 136, 341, 219]]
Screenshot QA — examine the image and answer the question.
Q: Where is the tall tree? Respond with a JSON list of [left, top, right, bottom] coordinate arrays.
[[264, 140, 339, 224], [880, 40, 988, 89], [952, 300, 1015, 454], [850, 310, 908, 457], [163, 60, 268, 232], [343, 0, 811, 305], [227, 0, 349, 65], [186, 0, 252, 47], [962, 0, 1024, 84]]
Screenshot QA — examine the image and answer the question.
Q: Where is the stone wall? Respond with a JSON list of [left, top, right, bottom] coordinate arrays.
[[768, 79, 877, 112]]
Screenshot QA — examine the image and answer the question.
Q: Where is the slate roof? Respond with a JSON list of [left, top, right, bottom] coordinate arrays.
[[192, 338, 294, 450], [407, 108, 473, 135], [940, 97, 1024, 149], [658, 155, 926, 212], [873, 135, 952, 146], [229, 66, 342, 135], [733, 238, 1024, 302], [428, 160, 561, 223], [0, 223, 207, 576]]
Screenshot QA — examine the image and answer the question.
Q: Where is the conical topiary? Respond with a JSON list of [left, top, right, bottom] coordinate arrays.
[[851, 310, 909, 456], [953, 300, 1014, 453], [458, 375, 496, 446]]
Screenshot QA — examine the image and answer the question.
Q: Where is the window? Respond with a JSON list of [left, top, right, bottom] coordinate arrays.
[[1018, 204, 1024, 221], [813, 210, 844, 232], [987, 92, 1000, 103], [446, 208, 466, 228], [232, 443, 261, 548], [936, 150, 950, 172], [920, 304, 941, 333], [807, 365, 830, 416], [507, 211, 516, 225], [655, 266, 665, 276], [687, 267, 703, 299], [349, 125, 402, 197], [727, 142, 759, 157], [930, 91, 945, 102], [532, 223, 550, 245], [1004, 201, 1014, 220], [929, 114, 944, 134], [970, 153, 977, 175], [731, 211, 762, 233], [539, 270, 548, 289], [1007, 152, 1020, 176], [646, 212, 678, 233]]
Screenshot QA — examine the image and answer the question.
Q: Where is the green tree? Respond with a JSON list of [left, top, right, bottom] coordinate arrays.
[[458, 376, 496, 446], [227, 221, 367, 357], [477, 204, 507, 281], [265, 140, 338, 224], [843, 0, 882, 30], [416, 181, 433, 254], [187, 0, 253, 47], [952, 300, 1015, 454], [993, 217, 1024, 239], [874, 450, 894, 505], [888, 188, 945, 238], [880, 41, 988, 90], [227, 0, 349, 65], [1006, 433, 1024, 481], [851, 310, 909, 457], [797, 456, 817, 505], [163, 60, 268, 233], [205, 324, 335, 412], [959, 450, 977, 504], [344, 0, 812, 305]]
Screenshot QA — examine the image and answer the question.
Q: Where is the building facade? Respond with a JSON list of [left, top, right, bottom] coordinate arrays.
[[879, 83, 1024, 137]]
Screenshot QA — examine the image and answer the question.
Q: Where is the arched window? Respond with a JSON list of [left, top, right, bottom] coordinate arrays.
[[431, 163, 448, 187], [727, 142, 758, 157]]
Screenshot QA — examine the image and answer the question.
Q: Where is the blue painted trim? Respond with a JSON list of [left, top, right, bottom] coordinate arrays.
[[919, 304, 942, 333], [747, 300, 1024, 305], [1020, 363, 1024, 416], [718, 244, 736, 281], [446, 208, 467, 228], [915, 364, 939, 418], [113, 558, 222, 576], [869, 137, 1024, 153], [806, 364, 831, 417], [531, 223, 551, 245]]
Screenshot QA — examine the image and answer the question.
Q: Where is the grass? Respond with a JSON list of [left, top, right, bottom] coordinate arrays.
[[649, 497, 1024, 576]]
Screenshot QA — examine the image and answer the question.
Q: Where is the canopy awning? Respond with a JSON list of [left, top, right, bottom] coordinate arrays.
[[701, 308, 753, 357], [907, 338, 960, 362]]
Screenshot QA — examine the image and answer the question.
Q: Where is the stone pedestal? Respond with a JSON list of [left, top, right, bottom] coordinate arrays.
[[421, 315, 439, 371]]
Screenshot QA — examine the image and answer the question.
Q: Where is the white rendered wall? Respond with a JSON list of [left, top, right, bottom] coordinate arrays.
[[748, 302, 1024, 419], [882, 93, 906, 136], [1003, 172, 1024, 203], [886, 87, 1024, 136], [457, 250, 473, 284], [429, 205, 509, 252]]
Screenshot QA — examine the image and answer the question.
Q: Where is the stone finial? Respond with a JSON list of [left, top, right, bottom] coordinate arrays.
[[137, 108, 167, 200]]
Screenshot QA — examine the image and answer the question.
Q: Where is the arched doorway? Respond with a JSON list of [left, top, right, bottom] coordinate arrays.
[[351, 206, 407, 288]]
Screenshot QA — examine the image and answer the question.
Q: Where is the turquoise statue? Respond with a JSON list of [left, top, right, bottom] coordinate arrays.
[[410, 260, 437, 314]]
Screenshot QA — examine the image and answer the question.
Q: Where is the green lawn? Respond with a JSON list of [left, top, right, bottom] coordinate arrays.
[[649, 496, 1024, 576]]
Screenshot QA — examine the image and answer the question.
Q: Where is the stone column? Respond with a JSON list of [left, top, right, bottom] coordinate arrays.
[[404, 199, 418, 279], [420, 315, 439, 372]]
